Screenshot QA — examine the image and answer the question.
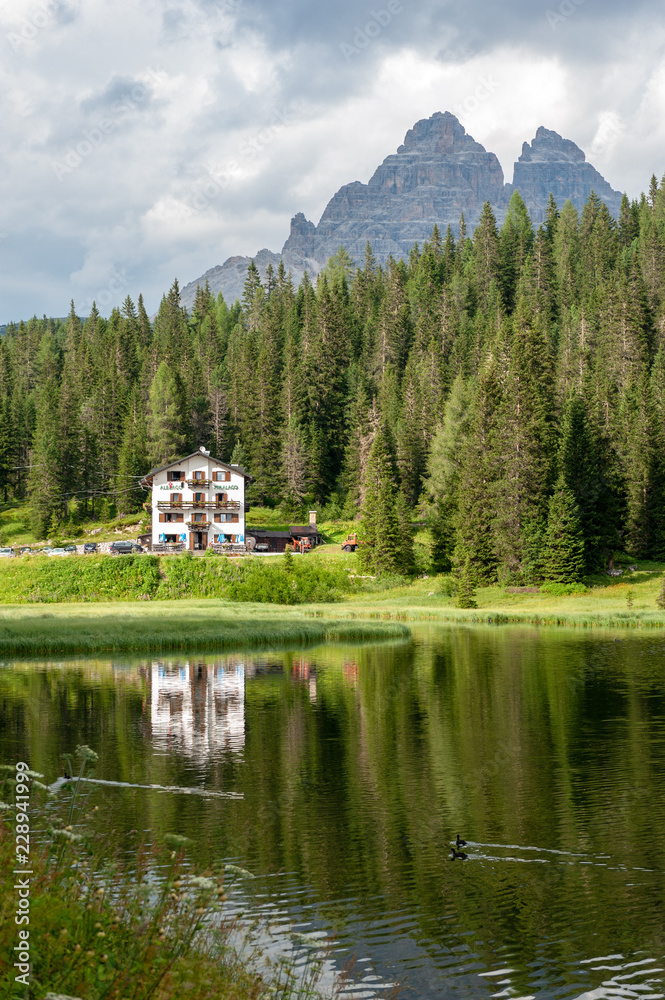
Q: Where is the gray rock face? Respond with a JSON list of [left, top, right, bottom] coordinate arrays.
[[180, 247, 320, 311], [511, 126, 623, 223], [181, 113, 624, 309], [284, 112, 507, 266]]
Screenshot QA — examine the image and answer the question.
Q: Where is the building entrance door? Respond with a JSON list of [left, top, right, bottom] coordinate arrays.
[[189, 532, 208, 551]]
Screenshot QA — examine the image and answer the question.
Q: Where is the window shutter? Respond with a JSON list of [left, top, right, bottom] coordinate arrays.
[[225, 471, 231, 482], [159, 513, 165, 523]]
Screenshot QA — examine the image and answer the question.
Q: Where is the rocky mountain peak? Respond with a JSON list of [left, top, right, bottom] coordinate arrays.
[[519, 126, 586, 164], [396, 111, 485, 156], [181, 113, 625, 310]]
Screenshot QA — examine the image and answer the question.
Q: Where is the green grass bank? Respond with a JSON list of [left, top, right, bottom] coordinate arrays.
[[0, 601, 409, 657], [0, 552, 358, 604]]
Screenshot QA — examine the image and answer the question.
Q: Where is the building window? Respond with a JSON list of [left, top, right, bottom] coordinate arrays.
[[213, 470, 230, 482], [167, 471, 184, 481], [160, 512, 183, 523], [194, 492, 205, 503], [193, 471, 204, 481], [164, 534, 178, 543]]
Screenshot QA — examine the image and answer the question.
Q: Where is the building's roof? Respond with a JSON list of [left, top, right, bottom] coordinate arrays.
[[140, 447, 252, 488], [247, 526, 321, 540], [246, 529, 292, 539], [289, 525, 321, 536]]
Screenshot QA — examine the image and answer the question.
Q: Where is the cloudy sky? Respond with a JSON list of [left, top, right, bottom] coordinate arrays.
[[1, 0, 665, 322]]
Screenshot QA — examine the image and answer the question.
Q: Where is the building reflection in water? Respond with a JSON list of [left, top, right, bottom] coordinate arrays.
[[290, 655, 317, 704], [149, 659, 246, 757]]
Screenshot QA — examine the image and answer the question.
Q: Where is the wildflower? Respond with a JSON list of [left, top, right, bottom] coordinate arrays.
[[76, 745, 99, 763], [224, 863, 253, 877], [53, 829, 83, 843], [188, 876, 216, 892]]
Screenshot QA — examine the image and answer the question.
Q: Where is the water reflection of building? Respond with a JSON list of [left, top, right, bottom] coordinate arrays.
[[291, 656, 317, 704], [342, 660, 359, 688], [149, 660, 245, 757]]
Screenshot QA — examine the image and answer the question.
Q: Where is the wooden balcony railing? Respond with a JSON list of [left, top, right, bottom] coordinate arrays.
[[186, 520, 211, 529], [157, 499, 241, 510], [186, 478, 210, 488]]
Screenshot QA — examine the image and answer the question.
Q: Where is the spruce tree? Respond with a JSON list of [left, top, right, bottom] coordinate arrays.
[[543, 477, 585, 584], [117, 387, 149, 513], [456, 557, 478, 609], [425, 375, 472, 573], [27, 379, 62, 537], [359, 424, 403, 575], [147, 362, 187, 467]]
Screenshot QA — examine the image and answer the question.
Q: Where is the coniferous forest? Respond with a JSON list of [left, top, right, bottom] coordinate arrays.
[[4, 181, 665, 584]]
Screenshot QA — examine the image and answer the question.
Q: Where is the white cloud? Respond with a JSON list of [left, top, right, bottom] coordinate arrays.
[[1, 0, 665, 320]]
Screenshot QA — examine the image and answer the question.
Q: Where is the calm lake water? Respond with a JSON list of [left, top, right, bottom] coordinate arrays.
[[2, 625, 665, 999]]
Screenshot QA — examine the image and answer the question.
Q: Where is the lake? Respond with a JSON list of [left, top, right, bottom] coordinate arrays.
[[1, 625, 664, 999]]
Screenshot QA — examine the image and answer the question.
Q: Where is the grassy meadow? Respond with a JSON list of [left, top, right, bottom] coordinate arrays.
[[2, 501, 665, 652]]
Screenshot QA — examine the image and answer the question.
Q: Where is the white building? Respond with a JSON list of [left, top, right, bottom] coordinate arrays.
[[141, 447, 251, 551]]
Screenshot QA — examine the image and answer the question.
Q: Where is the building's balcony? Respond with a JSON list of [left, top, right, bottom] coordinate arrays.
[[186, 519, 211, 530], [186, 478, 211, 488], [157, 499, 241, 510]]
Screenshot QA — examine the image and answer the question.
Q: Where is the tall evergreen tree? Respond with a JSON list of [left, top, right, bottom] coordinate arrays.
[[543, 476, 586, 584], [147, 362, 187, 467], [359, 424, 405, 575]]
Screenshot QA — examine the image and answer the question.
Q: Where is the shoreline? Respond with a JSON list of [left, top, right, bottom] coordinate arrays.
[[0, 594, 664, 660], [0, 601, 410, 657]]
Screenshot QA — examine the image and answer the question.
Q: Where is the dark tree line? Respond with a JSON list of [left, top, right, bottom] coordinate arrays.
[[3, 178, 665, 581]]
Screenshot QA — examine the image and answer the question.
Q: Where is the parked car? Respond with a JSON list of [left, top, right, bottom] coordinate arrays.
[[48, 547, 69, 557], [18, 546, 32, 555], [0, 547, 15, 558], [64, 544, 77, 553], [83, 542, 98, 554], [109, 541, 143, 555]]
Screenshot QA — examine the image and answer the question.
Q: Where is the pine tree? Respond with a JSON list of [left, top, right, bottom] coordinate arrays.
[[359, 424, 403, 575], [456, 557, 478, 609], [280, 416, 309, 514], [147, 362, 187, 467], [425, 375, 472, 572], [27, 379, 62, 536], [0, 398, 14, 502], [116, 387, 149, 513], [543, 477, 585, 583], [472, 202, 501, 312], [230, 441, 248, 468], [499, 191, 534, 313], [558, 392, 615, 570]]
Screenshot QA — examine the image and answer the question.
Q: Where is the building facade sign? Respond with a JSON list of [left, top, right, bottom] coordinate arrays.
[[159, 482, 184, 490], [212, 483, 239, 491]]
